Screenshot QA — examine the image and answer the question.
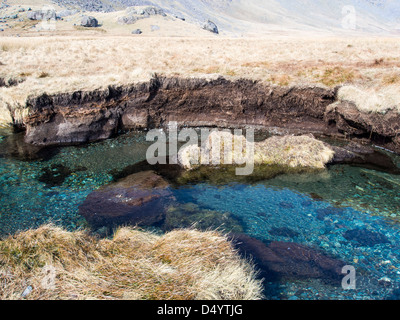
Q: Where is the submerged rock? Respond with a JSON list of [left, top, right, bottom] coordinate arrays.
[[316, 207, 346, 221], [230, 234, 346, 283], [163, 202, 243, 233], [38, 164, 72, 187], [343, 228, 390, 247], [37, 164, 87, 187], [79, 171, 173, 228], [269, 227, 300, 238]]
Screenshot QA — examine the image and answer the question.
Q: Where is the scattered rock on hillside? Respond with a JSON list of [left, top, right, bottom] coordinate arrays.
[[0, 77, 25, 88], [119, 6, 166, 24], [79, 171, 174, 228], [174, 14, 185, 21], [57, 10, 78, 18], [126, 6, 166, 17], [203, 20, 219, 34], [118, 16, 139, 25], [81, 16, 98, 28], [151, 25, 160, 32], [131, 28, 142, 34], [27, 9, 57, 21]]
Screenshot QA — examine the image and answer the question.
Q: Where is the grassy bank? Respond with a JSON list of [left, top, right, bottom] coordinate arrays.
[[0, 225, 263, 300], [1, 36, 400, 125]]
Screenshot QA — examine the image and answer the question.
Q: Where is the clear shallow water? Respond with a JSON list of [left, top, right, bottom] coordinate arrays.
[[0, 129, 400, 300]]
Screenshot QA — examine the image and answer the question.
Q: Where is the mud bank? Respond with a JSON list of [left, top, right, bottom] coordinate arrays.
[[20, 76, 400, 153]]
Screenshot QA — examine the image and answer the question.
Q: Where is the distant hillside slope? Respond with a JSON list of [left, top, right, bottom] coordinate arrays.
[[8, 0, 400, 34]]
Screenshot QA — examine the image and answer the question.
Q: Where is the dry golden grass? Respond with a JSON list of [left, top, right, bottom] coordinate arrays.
[[1, 35, 400, 125], [0, 225, 263, 300], [254, 135, 335, 169], [337, 84, 400, 113]]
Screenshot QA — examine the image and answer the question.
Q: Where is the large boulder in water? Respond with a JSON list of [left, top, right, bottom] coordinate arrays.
[[79, 171, 174, 228], [81, 16, 98, 28], [230, 234, 346, 283]]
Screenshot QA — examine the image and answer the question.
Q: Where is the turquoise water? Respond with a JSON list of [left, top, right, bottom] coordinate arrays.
[[1, 129, 400, 300]]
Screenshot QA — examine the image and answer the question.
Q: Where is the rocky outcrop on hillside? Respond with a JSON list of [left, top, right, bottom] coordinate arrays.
[[27, 9, 57, 21], [202, 20, 218, 34], [81, 15, 98, 27], [118, 6, 167, 25]]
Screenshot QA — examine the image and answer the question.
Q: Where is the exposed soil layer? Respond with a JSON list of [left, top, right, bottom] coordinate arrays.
[[21, 76, 400, 154]]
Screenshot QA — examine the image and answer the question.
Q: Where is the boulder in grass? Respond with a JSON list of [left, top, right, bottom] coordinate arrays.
[[27, 9, 56, 21], [126, 6, 166, 17], [81, 16, 98, 28], [174, 14, 185, 21], [118, 16, 138, 25], [57, 10, 78, 18], [151, 25, 160, 32], [131, 29, 142, 34], [202, 20, 219, 34]]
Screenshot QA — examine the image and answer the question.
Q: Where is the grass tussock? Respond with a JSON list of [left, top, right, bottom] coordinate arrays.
[[38, 72, 50, 79], [254, 135, 335, 169], [270, 74, 291, 86], [382, 73, 400, 85], [0, 225, 263, 300], [338, 85, 400, 113], [73, 25, 107, 33], [178, 132, 334, 171], [316, 66, 356, 87]]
